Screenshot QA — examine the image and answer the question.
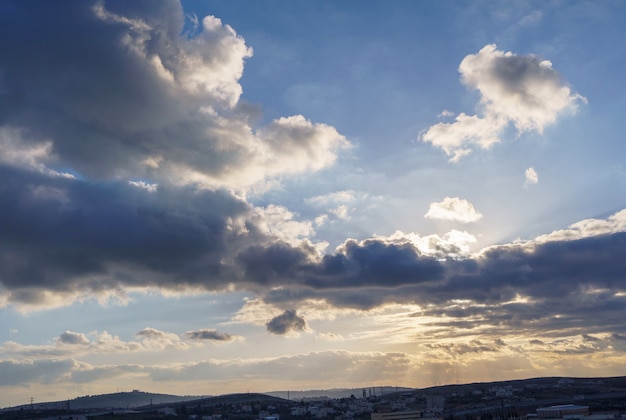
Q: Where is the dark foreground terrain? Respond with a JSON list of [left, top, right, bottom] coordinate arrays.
[[2, 376, 626, 420]]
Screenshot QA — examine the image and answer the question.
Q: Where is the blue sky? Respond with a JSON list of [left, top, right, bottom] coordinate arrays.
[[1, 0, 626, 407]]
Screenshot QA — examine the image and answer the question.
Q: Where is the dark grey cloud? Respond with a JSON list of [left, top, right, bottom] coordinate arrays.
[[256, 230, 626, 339], [58, 331, 90, 345], [186, 329, 236, 342], [0, 165, 258, 304], [582, 334, 600, 342], [266, 309, 306, 335], [1, 162, 625, 342]]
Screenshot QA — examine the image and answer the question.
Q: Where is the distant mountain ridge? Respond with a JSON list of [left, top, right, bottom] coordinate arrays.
[[3, 390, 204, 411], [266, 386, 414, 400], [4, 376, 626, 412]]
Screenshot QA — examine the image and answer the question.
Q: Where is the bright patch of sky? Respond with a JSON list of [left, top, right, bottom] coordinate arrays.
[[1, 0, 626, 407]]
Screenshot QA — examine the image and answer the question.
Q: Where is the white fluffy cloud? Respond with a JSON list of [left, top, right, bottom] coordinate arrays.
[[422, 44, 586, 160], [525, 167, 539, 185], [256, 115, 350, 177], [251, 204, 322, 251], [534, 209, 626, 243], [92, 3, 252, 108], [381, 229, 478, 259], [425, 197, 483, 223]]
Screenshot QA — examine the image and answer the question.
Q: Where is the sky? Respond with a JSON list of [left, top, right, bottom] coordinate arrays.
[[1, 0, 626, 407]]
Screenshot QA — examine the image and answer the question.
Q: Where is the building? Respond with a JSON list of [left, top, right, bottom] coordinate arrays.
[[426, 395, 445, 412], [372, 411, 438, 420], [536, 405, 589, 418]]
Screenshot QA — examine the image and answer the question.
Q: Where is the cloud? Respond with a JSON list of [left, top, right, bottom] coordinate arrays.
[[0, 350, 415, 390], [1, 331, 145, 358], [256, 210, 626, 339], [149, 350, 413, 385], [1, 329, 194, 363], [1, 341, 70, 359], [535, 209, 626, 243], [305, 190, 356, 206], [58, 331, 90, 346], [0, 167, 258, 309], [89, 331, 144, 353], [421, 44, 586, 160], [2, 159, 625, 340], [0, 359, 77, 386], [70, 362, 145, 384], [135, 327, 189, 350], [185, 329, 238, 342], [380, 230, 477, 259], [128, 180, 159, 193], [251, 205, 317, 247], [525, 167, 539, 185], [330, 204, 351, 220], [423, 339, 506, 357], [266, 309, 307, 335], [0, 127, 73, 178], [316, 332, 345, 341], [425, 197, 483, 223], [0, 1, 622, 351], [305, 190, 357, 224], [0, 1, 348, 190], [255, 115, 350, 178], [519, 10, 543, 26]]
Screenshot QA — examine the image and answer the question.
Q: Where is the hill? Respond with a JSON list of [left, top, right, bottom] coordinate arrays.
[[3, 390, 203, 411]]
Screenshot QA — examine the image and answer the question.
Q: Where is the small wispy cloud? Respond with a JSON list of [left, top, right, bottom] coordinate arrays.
[[519, 10, 543, 26], [437, 109, 455, 118]]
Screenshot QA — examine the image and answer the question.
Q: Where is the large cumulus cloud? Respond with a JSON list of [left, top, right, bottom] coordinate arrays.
[[0, 0, 348, 189]]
